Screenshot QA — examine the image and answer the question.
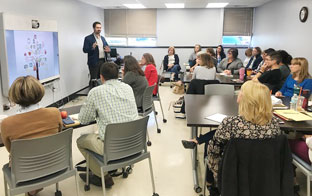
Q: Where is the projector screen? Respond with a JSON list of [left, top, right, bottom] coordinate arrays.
[[0, 30, 60, 96]]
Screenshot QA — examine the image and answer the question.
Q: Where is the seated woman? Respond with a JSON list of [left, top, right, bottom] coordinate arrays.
[[246, 47, 263, 70], [207, 81, 281, 195], [253, 51, 282, 93], [163, 46, 181, 81], [206, 48, 218, 68], [289, 135, 312, 194], [175, 53, 216, 119], [243, 48, 252, 67], [123, 55, 148, 109], [141, 53, 158, 95], [1, 76, 63, 196], [275, 57, 312, 97], [216, 45, 226, 65], [217, 48, 243, 75], [189, 44, 202, 67], [277, 50, 292, 88], [192, 53, 216, 80]]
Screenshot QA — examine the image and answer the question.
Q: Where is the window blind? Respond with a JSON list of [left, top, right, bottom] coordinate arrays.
[[223, 8, 253, 36], [104, 9, 157, 37]]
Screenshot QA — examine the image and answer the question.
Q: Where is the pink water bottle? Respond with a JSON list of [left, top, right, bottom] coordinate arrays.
[[239, 68, 245, 81]]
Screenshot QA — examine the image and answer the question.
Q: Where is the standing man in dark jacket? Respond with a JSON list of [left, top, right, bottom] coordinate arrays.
[[83, 21, 110, 88]]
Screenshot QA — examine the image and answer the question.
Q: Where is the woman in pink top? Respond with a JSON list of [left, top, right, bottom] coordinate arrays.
[[141, 53, 158, 95]]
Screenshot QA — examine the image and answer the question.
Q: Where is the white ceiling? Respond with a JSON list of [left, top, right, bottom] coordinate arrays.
[[78, 0, 273, 9]]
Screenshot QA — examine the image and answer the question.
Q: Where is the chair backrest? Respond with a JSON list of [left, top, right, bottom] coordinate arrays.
[[186, 79, 220, 95], [10, 128, 73, 185], [103, 116, 149, 164], [218, 134, 293, 196], [204, 84, 234, 95], [141, 85, 155, 112]]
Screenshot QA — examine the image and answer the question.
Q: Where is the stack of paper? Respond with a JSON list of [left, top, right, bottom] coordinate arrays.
[[273, 104, 288, 110], [274, 110, 312, 121]]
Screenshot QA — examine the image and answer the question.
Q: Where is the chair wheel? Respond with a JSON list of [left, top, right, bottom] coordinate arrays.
[[163, 119, 167, 123], [126, 167, 133, 174], [194, 186, 202, 193], [157, 129, 161, 133], [147, 141, 152, 146], [55, 190, 62, 196], [153, 193, 159, 196], [84, 184, 90, 191], [122, 172, 128, 178], [155, 111, 158, 115]]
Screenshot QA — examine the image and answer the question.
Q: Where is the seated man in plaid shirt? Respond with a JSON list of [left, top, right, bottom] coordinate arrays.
[[77, 62, 138, 188]]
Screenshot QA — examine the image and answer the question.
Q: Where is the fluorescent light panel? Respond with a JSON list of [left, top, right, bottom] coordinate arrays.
[[206, 3, 229, 8], [165, 3, 185, 8], [123, 4, 145, 9]]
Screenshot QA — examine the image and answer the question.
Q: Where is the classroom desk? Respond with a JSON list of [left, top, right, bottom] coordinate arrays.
[[185, 94, 238, 193], [182, 72, 244, 86], [185, 94, 312, 193], [60, 105, 96, 129]]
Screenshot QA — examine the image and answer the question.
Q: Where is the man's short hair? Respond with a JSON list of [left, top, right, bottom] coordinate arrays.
[[100, 62, 119, 80], [93, 21, 101, 29]]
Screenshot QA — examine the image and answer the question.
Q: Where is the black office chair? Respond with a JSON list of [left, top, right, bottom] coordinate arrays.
[[206, 134, 294, 196]]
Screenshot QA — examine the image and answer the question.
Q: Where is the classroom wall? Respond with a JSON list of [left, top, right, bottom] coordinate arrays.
[[157, 9, 223, 46], [116, 8, 246, 69], [0, 0, 104, 115], [252, 0, 312, 72]]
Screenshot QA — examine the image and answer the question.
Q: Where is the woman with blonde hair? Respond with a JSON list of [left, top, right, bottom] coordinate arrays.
[[192, 53, 216, 80], [206, 81, 280, 195], [163, 46, 181, 81], [275, 57, 312, 97], [140, 53, 158, 95], [1, 76, 63, 196]]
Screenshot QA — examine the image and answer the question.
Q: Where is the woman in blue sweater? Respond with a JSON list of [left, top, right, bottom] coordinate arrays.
[[275, 57, 312, 97]]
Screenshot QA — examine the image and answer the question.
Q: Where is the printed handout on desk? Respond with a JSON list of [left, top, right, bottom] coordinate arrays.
[[274, 110, 312, 121], [219, 73, 233, 77], [205, 113, 227, 123], [69, 114, 79, 120]]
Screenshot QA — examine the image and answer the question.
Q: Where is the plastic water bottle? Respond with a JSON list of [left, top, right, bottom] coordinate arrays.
[[290, 94, 298, 110]]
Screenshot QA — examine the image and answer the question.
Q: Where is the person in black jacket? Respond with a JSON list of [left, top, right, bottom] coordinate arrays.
[[216, 45, 226, 65], [83, 21, 110, 88], [163, 46, 181, 81], [246, 47, 263, 70]]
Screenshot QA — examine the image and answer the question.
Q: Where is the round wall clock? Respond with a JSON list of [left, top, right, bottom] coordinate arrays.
[[299, 7, 308, 23]]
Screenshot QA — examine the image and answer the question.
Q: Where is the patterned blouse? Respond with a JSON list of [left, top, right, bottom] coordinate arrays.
[[207, 115, 281, 181]]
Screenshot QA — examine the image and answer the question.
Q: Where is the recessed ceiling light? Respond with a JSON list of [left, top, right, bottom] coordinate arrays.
[[123, 4, 146, 9], [206, 3, 229, 8], [165, 3, 185, 8]]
